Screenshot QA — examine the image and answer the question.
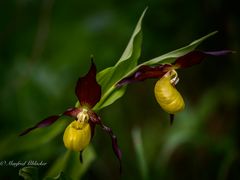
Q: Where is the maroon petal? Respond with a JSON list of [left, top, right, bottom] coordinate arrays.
[[88, 112, 122, 172], [63, 107, 81, 117], [174, 50, 232, 69], [100, 122, 122, 173], [88, 110, 100, 140], [117, 64, 172, 87], [75, 59, 101, 108], [88, 110, 101, 125], [19, 115, 60, 136], [19, 108, 80, 136]]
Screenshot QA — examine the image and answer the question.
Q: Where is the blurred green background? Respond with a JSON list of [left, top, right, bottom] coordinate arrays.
[[0, 0, 239, 179]]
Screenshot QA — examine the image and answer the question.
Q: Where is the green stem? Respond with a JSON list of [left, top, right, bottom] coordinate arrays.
[[132, 127, 149, 180], [93, 85, 115, 111]]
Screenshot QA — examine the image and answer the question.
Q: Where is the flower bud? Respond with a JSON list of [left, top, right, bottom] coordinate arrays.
[[63, 120, 91, 152], [154, 70, 185, 114]]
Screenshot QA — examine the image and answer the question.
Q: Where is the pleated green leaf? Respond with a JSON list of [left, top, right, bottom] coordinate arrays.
[[93, 8, 147, 110]]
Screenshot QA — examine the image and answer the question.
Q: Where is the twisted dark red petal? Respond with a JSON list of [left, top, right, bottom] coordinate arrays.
[[88, 110, 100, 140], [19, 108, 80, 136], [75, 59, 101, 108], [117, 64, 172, 87], [174, 50, 232, 69], [19, 115, 60, 136], [117, 50, 232, 87], [88, 110, 101, 125], [100, 123, 122, 173], [88, 113, 122, 172]]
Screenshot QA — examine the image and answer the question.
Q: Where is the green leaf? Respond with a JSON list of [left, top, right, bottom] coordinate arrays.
[[142, 31, 218, 66], [132, 127, 149, 180], [0, 119, 68, 159], [19, 166, 39, 180], [97, 86, 127, 110], [45, 146, 96, 180], [93, 8, 148, 110], [44, 172, 72, 180]]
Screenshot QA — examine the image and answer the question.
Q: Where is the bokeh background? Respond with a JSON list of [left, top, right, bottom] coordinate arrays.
[[0, 0, 239, 179]]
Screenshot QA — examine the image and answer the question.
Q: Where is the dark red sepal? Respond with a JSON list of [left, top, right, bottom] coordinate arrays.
[[174, 50, 232, 69], [100, 122, 122, 173], [19, 108, 80, 136], [117, 64, 172, 87], [75, 59, 101, 108]]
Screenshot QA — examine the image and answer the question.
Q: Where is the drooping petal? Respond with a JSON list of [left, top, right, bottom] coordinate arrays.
[[19, 108, 80, 136], [88, 112, 122, 172], [100, 122, 122, 173], [75, 59, 101, 108], [88, 110, 101, 125], [117, 64, 172, 87], [87, 110, 100, 140], [111, 133, 122, 173], [174, 50, 232, 69]]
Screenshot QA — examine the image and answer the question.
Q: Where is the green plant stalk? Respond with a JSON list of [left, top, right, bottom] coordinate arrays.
[[132, 127, 149, 180], [93, 85, 115, 111]]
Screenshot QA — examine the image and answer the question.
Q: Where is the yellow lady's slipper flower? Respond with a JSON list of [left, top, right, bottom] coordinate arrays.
[[117, 50, 231, 124], [20, 59, 122, 171], [63, 109, 91, 152], [154, 70, 185, 114]]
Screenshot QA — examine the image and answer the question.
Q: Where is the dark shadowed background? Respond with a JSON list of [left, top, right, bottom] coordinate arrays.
[[0, 0, 239, 179]]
